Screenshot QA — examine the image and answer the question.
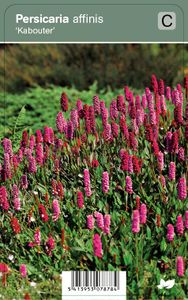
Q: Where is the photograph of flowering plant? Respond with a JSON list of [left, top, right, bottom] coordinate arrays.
[[0, 44, 187, 299]]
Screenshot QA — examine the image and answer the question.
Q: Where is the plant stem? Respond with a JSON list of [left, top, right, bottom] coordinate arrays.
[[135, 234, 139, 284]]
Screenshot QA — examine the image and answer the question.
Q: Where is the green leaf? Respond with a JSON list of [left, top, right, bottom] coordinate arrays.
[[146, 226, 151, 239], [72, 247, 86, 253], [12, 105, 27, 151], [36, 183, 47, 194], [86, 253, 93, 261], [160, 237, 167, 252], [108, 263, 116, 271], [123, 250, 132, 266]]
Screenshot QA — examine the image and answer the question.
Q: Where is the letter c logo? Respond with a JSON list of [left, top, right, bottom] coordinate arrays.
[[158, 12, 176, 30], [162, 14, 173, 27]]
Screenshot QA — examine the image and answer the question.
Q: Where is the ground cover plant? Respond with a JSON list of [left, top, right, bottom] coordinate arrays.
[[0, 82, 131, 136], [0, 74, 188, 299]]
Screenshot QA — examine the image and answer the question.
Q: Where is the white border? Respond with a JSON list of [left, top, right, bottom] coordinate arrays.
[[2, 41, 188, 43]]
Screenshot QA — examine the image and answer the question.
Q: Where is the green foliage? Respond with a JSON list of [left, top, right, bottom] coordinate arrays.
[[0, 84, 187, 299], [0, 84, 141, 138], [0, 44, 187, 93], [11, 105, 27, 151], [0, 276, 61, 300]]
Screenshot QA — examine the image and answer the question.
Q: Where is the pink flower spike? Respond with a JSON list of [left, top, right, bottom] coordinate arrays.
[[168, 162, 176, 181], [0, 186, 10, 211], [132, 209, 140, 233], [126, 176, 133, 194], [70, 109, 79, 129], [13, 197, 21, 211], [84, 169, 92, 197], [28, 242, 35, 248], [21, 174, 28, 190], [111, 121, 119, 138], [66, 120, 74, 140], [12, 184, 21, 211], [87, 215, 94, 230], [177, 177, 187, 200], [76, 99, 83, 116], [20, 264, 27, 278], [93, 233, 103, 258], [176, 256, 184, 277], [103, 123, 111, 141], [178, 147, 185, 162], [2, 138, 13, 159], [93, 95, 101, 115], [176, 215, 184, 236], [4, 153, 12, 179], [101, 108, 108, 128], [89, 106, 96, 134], [95, 212, 104, 230], [141, 94, 147, 109], [28, 156, 37, 173], [159, 175, 166, 188], [102, 171, 109, 193], [77, 191, 84, 209], [36, 143, 44, 166], [167, 224, 175, 242], [34, 228, 41, 246], [52, 199, 60, 222], [36, 129, 43, 143], [166, 86, 171, 100], [110, 99, 119, 120], [128, 155, 133, 174], [60, 92, 68, 112], [103, 214, 111, 235], [45, 235, 55, 256], [29, 135, 35, 151], [140, 204, 147, 224]]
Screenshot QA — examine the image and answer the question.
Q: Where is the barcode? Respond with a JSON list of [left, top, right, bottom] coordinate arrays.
[[62, 271, 126, 299], [71, 271, 120, 289]]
